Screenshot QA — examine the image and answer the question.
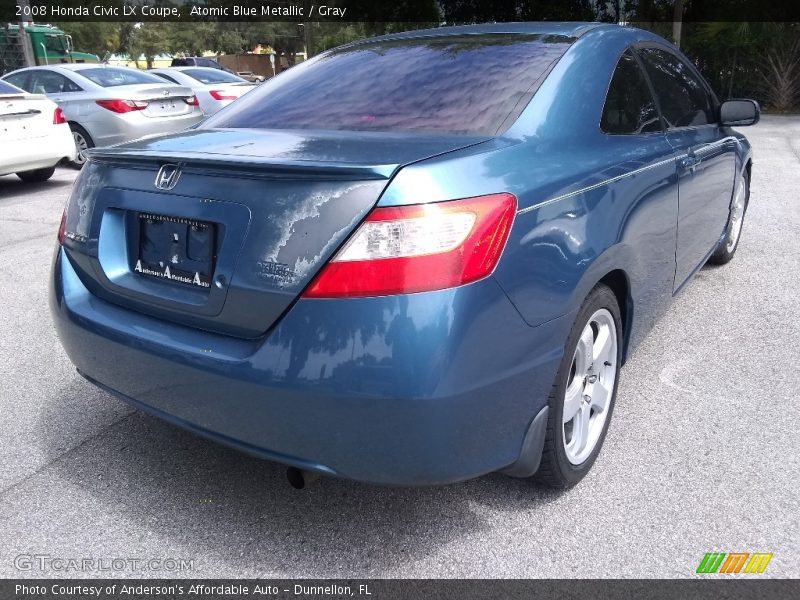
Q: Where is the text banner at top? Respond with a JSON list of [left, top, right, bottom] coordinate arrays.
[[8, 0, 439, 23], [6, 0, 800, 23]]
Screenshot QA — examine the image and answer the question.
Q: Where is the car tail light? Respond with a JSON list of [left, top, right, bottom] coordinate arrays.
[[57, 209, 66, 245], [53, 107, 66, 124], [209, 90, 236, 101], [183, 95, 199, 106], [95, 99, 149, 113], [303, 193, 516, 298]]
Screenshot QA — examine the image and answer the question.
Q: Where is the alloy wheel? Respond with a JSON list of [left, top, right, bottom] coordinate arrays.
[[726, 175, 746, 253], [562, 308, 618, 465], [72, 131, 89, 166]]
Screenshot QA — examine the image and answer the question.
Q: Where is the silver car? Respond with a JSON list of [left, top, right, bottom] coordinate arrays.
[[148, 67, 255, 116], [1, 64, 204, 166], [237, 71, 265, 83]]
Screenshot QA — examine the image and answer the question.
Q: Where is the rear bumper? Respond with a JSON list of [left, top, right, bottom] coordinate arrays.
[[0, 127, 75, 175], [197, 95, 230, 116], [86, 110, 205, 148], [51, 247, 568, 485]]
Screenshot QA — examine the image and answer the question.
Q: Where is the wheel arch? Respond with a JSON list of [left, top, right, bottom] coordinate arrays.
[[596, 269, 633, 364], [569, 246, 636, 365], [67, 120, 93, 141]]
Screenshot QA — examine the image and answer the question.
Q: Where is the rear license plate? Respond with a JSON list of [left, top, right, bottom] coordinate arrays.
[[0, 113, 38, 139], [135, 212, 215, 288], [154, 100, 181, 114]]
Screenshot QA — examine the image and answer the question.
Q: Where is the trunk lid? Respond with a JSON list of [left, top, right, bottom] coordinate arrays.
[[208, 83, 255, 100], [61, 129, 490, 337], [0, 93, 54, 141], [103, 84, 196, 118]]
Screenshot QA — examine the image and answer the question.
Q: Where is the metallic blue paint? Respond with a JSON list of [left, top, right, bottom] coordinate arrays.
[[50, 23, 754, 485], [52, 247, 569, 484]]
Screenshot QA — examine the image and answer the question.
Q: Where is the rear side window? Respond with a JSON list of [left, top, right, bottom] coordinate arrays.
[[29, 71, 83, 94], [203, 34, 574, 135], [76, 67, 164, 87], [601, 51, 661, 134], [638, 47, 714, 128], [3, 72, 31, 91], [0, 80, 24, 94]]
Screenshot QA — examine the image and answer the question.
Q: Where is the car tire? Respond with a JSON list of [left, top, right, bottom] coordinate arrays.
[[16, 166, 56, 182], [536, 284, 622, 488], [69, 124, 94, 169], [709, 169, 750, 265]]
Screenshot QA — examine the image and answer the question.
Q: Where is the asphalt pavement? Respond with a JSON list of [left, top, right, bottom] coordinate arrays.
[[0, 116, 798, 579]]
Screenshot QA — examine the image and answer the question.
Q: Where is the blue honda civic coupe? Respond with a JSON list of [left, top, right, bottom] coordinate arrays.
[[51, 23, 758, 488]]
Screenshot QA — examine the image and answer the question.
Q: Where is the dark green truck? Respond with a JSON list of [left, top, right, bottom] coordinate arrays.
[[1, 23, 98, 74]]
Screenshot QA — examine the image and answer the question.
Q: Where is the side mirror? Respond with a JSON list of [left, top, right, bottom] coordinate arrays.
[[720, 99, 760, 127]]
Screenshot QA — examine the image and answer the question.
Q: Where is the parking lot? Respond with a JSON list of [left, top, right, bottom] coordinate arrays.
[[0, 116, 798, 579]]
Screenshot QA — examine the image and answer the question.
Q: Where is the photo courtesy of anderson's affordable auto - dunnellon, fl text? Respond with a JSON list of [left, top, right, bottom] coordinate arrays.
[[0, 0, 798, 598]]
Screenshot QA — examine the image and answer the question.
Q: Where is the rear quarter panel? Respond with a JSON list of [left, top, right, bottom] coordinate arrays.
[[381, 27, 680, 359]]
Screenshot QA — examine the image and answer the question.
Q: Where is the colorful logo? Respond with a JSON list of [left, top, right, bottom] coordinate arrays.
[[696, 552, 773, 574]]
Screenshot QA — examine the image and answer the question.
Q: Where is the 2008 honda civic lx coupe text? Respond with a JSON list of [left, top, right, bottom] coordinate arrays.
[[51, 23, 759, 488]]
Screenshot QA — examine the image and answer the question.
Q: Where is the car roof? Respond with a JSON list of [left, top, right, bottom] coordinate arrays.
[[9, 64, 146, 80], [45, 63, 137, 71], [344, 21, 608, 47], [156, 66, 220, 73], [1, 65, 90, 81], [336, 22, 662, 52], [4, 63, 159, 82]]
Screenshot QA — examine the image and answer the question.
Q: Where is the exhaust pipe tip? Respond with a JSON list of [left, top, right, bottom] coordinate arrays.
[[286, 467, 321, 489]]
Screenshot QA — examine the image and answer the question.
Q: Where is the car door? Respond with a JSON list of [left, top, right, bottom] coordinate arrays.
[[636, 45, 737, 291], [599, 49, 679, 340], [28, 69, 85, 120]]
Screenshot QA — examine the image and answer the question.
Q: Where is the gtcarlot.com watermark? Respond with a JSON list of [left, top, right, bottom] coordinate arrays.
[[14, 554, 194, 573]]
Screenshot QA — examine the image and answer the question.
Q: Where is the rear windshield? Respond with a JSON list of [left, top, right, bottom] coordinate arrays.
[[182, 68, 245, 84], [77, 67, 165, 87], [203, 34, 574, 135], [0, 80, 24, 94]]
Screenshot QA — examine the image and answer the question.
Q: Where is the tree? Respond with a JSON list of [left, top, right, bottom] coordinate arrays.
[[239, 22, 303, 60], [52, 22, 120, 58], [679, 21, 800, 109], [760, 41, 800, 111], [117, 23, 138, 57], [130, 23, 171, 68], [170, 22, 214, 56], [314, 22, 370, 53]]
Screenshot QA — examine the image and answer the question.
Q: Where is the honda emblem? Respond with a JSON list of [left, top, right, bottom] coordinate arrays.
[[155, 164, 181, 190]]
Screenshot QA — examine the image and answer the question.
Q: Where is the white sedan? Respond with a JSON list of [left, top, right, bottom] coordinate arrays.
[[148, 67, 255, 115], [0, 79, 75, 182]]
